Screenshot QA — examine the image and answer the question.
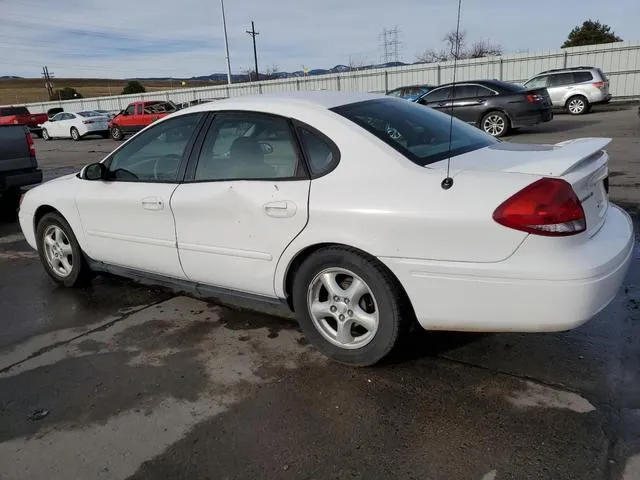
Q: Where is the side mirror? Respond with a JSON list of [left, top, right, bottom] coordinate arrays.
[[81, 162, 107, 181]]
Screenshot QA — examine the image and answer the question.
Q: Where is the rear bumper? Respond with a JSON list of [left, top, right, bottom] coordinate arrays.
[[592, 94, 613, 105], [0, 169, 42, 193], [511, 108, 553, 128], [380, 205, 634, 333]]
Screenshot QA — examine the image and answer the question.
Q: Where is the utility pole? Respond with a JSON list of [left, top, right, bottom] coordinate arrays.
[[246, 21, 259, 81], [220, 0, 232, 85], [41, 66, 54, 99]]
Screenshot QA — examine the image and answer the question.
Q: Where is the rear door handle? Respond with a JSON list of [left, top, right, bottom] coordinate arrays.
[[141, 196, 164, 210], [264, 201, 296, 218]]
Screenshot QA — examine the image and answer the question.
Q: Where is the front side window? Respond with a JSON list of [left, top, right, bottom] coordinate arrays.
[[524, 75, 548, 89], [332, 98, 497, 166], [124, 105, 136, 115], [194, 113, 304, 181], [106, 113, 203, 182], [421, 87, 452, 103]]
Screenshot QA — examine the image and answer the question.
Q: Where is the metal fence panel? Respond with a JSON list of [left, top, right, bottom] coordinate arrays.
[[7, 41, 640, 112]]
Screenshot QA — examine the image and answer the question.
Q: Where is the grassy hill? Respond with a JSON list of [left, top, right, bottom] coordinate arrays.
[[0, 78, 218, 106]]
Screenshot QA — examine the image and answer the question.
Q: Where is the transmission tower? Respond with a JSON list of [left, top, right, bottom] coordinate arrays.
[[379, 26, 401, 64], [41, 66, 54, 99]]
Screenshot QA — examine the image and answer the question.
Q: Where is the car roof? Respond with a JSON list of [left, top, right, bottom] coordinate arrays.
[[181, 91, 386, 114]]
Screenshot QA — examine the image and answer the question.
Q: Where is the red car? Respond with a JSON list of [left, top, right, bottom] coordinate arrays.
[[0, 106, 49, 138], [109, 101, 178, 140]]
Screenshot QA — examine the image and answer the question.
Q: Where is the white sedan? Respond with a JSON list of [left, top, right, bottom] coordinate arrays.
[[41, 111, 110, 141], [18, 92, 634, 366]]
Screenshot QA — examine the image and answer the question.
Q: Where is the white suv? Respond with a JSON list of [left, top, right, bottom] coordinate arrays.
[[524, 67, 612, 115]]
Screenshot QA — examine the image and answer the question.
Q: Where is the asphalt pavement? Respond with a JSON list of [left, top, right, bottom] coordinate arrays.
[[0, 106, 639, 480]]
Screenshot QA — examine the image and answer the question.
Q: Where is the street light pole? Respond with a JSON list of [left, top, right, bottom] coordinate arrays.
[[220, 0, 232, 85]]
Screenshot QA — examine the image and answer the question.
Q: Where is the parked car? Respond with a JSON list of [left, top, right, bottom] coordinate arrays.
[[0, 125, 42, 207], [109, 101, 178, 140], [386, 84, 434, 100], [179, 98, 216, 109], [523, 66, 612, 115], [414, 79, 553, 137], [17, 92, 633, 367], [41, 111, 110, 141], [0, 106, 49, 138]]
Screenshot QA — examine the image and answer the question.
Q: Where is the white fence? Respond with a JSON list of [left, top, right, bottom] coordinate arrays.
[[15, 41, 640, 113]]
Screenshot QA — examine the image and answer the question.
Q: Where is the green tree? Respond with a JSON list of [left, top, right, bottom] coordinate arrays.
[[50, 87, 82, 101], [121, 80, 146, 95], [562, 20, 622, 48]]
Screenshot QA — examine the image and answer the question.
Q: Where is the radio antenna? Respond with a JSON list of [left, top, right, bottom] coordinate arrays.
[[441, 0, 463, 190]]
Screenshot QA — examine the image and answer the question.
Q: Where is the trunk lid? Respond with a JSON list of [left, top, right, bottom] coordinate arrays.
[[442, 137, 611, 235]]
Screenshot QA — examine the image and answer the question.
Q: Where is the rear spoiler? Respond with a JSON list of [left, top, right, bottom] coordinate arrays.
[[503, 138, 611, 177]]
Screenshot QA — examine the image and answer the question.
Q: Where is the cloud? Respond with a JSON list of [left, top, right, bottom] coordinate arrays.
[[0, 0, 637, 78]]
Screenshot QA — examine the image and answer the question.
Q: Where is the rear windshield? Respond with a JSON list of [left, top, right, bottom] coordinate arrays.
[[0, 106, 29, 116], [331, 98, 497, 166], [78, 111, 101, 117]]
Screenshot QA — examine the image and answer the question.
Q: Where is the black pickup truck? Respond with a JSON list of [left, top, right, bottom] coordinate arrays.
[[0, 125, 43, 207]]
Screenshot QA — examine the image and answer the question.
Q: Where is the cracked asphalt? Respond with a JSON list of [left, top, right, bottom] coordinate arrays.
[[0, 106, 639, 480]]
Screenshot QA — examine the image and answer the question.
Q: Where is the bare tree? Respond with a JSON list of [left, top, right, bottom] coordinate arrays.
[[263, 64, 279, 79], [468, 39, 503, 58], [443, 29, 467, 59], [416, 48, 449, 64]]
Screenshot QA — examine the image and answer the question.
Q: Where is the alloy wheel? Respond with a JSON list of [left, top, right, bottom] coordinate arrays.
[[307, 267, 379, 349], [483, 114, 506, 136], [43, 225, 73, 277]]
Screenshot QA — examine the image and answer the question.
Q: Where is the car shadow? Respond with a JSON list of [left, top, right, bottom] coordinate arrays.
[[386, 323, 490, 365], [0, 195, 19, 224], [506, 119, 600, 137]]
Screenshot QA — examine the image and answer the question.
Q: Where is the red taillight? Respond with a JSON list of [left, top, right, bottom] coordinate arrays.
[[25, 131, 35, 157], [526, 94, 543, 103], [493, 178, 586, 236], [12, 119, 19, 124], [593, 81, 605, 89]]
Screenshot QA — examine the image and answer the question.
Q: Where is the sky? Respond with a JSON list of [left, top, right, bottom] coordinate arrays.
[[0, 0, 638, 78]]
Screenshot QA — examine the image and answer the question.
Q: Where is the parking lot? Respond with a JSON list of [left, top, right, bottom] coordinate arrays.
[[1, 106, 639, 479]]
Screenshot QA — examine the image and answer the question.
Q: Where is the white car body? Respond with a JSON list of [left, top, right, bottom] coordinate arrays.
[[41, 111, 110, 140], [18, 92, 633, 349]]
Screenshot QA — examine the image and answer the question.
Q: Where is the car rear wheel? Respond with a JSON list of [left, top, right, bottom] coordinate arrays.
[[292, 247, 412, 366], [481, 111, 509, 137], [110, 126, 124, 141], [36, 212, 93, 287], [42, 128, 51, 141], [566, 95, 589, 115], [70, 127, 80, 141]]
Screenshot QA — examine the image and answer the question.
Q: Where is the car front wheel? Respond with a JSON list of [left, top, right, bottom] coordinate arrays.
[[110, 126, 124, 140], [36, 212, 93, 287], [70, 127, 80, 141], [42, 128, 51, 141], [292, 247, 412, 366]]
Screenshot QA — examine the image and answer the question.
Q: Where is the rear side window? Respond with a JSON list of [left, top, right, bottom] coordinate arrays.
[[549, 73, 574, 86], [573, 71, 593, 83], [422, 87, 451, 103], [0, 107, 29, 116], [297, 126, 339, 176], [332, 98, 497, 167], [452, 85, 479, 99]]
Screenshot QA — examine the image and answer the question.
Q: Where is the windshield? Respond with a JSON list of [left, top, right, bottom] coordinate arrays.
[[331, 98, 497, 166]]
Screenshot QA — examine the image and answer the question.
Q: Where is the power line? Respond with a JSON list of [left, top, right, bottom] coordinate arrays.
[[41, 66, 54, 98]]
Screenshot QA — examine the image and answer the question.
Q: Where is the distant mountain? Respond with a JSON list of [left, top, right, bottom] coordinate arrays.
[[0, 75, 23, 80], [135, 60, 413, 83]]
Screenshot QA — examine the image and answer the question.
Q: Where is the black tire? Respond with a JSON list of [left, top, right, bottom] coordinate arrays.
[[101, 132, 110, 139], [110, 126, 124, 141], [70, 127, 80, 141], [35, 130, 43, 139], [36, 212, 93, 287], [566, 95, 589, 115], [291, 247, 412, 367], [42, 128, 51, 141], [480, 111, 509, 138]]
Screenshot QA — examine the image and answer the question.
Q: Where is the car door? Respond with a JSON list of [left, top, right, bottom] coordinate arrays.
[[119, 104, 137, 133], [46, 113, 65, 137], [75, 112, 206, 277], [547, 73, 574, 106], [417, 86, 453, 114], [171, 111, 311, 297], [449, 84, 483, 123]]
